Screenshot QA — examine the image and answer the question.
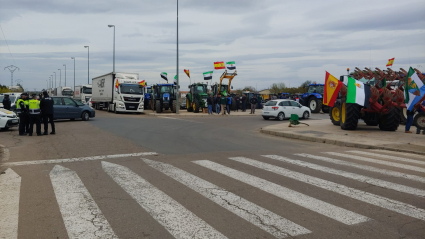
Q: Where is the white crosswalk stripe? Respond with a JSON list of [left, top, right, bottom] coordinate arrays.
[[0, 168, 21, 239], [325, 152, 425, 173], [50, 165, 118, 239], [371, 149, 425, 159], [347, 150, 425, 166], [295, 153, 425, 183], [193, 160, 370, 225], [228, 156, 425, 221], [261, 155, 425, 197], [102, 161, 227, 239], [143, 158, 311, 238]]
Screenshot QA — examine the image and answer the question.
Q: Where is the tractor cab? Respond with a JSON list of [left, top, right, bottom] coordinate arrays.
[[307, 84, 324, 95], [211, 83, 231, 96]]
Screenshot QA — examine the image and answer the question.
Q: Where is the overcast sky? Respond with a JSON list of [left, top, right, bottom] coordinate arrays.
[[0, 0, 424, 91]]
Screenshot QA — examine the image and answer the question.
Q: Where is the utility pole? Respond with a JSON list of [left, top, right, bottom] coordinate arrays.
[[175, 0, 180, 114], [108, 25, 115, 74], [63, 64, 66, 86], [4, 65, 19, 86]]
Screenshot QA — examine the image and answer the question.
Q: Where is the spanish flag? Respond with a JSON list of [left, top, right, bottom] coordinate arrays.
[[214, 61, 225, 70], [139, 80, 146, 87], [115, 79, 119, 89], [184, 69, 190, 78], [323, 72, 343, 107], [386, 58, 395, 67]]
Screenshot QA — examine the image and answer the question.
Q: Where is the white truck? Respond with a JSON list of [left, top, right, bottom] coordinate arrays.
[[74, 85, 92, 104], [92, 72, 145, 113], [55, 86, 74, 97]]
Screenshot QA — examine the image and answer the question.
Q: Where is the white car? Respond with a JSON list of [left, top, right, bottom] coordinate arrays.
[[0, 108, 19, 130], [262, 99, 311, 120]]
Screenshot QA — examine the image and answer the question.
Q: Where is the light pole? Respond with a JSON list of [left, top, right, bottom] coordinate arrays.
[[46, 80, 48, 89], [53, 72, 56, 88], [63, 64, 66, 86], [175, 0, 180, 114], [84, 46, 89, 84], [71, 57, 76, 91], [108, 25, 115, 73], [58, 69, 62, 87], [4, 65, 19, 86], [50, 75, 53, 88]]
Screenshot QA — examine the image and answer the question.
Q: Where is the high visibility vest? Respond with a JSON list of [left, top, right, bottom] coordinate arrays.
[[16, 99, 28, 113], [28, 99, 41, 114]]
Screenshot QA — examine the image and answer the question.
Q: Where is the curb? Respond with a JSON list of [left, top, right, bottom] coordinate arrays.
[[260, 129, 425, 156], [148, 113, 258, 118]]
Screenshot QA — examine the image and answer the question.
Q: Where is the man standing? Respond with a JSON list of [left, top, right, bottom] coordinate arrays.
[[16, 93, 28, 136], [2, 94, 11, 110], [24, 94, 30, 134], [234, 94, 240, 112], [215, 95, 220, 114], [220, 94, 227, 115], [250, 95, 258, 114], [40, 91, 55, 135], [227, 95, 232, 114], [28, 94, 42, 136], [241, 94, 247, 112], [207, 94, 213, 115]]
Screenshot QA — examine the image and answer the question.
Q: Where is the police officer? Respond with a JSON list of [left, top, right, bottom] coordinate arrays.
[[2, 94, 11, 110], [24, 93, 30, 134], [16, 93, 29, 136], [28, 94, 42, 136], [40, 91, 55, 135]]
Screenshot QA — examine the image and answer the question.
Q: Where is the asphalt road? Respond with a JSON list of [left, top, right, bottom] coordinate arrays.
[[0, 110, 424, 239]]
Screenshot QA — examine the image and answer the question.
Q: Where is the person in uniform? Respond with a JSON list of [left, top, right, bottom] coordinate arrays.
[[16, 93, 29, 136], [2, 94, 11, 110], [28, 94, 42, 136], [40, 91, 55, 135], [24, 93, 30, 134]]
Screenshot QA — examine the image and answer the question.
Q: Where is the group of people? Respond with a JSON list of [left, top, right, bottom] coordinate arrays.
[[15, 91, 55, 136], [206, 94, 260, 115]]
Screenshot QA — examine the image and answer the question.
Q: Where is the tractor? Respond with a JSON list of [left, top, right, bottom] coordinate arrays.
[[211, 70, 238, 111], [151, 84, 178, 113], [299, 84, 330, 113], [186, 83, 208, 113], [242, 91, 262, 109], [144, 86, 153, 110]]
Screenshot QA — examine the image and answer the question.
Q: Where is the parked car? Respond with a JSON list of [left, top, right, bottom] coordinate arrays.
[[0, 108, 19, 130], [261, 99, 311, 121], [52, 97, 95, 121]]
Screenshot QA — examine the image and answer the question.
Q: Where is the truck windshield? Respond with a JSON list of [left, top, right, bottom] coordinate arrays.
[[82, 87, 92, 94], [120, 84, 143, 95], [62, 90, 73, 96], [194, 85, 207, 94]]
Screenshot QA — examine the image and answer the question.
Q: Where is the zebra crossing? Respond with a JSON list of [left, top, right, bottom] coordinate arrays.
[[1, 149, 424, 238]]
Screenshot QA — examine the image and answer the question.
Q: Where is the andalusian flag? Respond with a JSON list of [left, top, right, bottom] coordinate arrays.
[[386, 58, 395, 67], [323, 72, 342, 107], [346, 77, 371, 108], [203, 71, 213, 80], [405, 67, 425, 111], [226, 61, 236, 70], [160, 72, 168, 81], [214, 61, 225, 70], [139, 80, 146, 87], [184, 69, 190, 78]]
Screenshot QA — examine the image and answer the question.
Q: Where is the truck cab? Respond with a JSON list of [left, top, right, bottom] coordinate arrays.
[[74, 85, 92, 104]]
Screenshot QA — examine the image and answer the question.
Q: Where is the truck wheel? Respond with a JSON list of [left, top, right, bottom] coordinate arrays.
[[329, 102, 341, 126], [156, 101, 162, 113], [379, 107, 400, 131], [340, 99, 360, 130], [308, 97, 322, 113], [193, 100, 200, 113], [172, 100, 177, 113], [414, 112, 425, 130], [186, 99, 193, 112], [322, 105, 330, 113], [363, 112, 379, 126]]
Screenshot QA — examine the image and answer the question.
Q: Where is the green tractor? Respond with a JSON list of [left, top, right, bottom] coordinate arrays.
[[186, 83, 208, 113]]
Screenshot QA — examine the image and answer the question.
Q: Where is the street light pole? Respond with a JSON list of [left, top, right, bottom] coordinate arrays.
[[63, 64, 66, 86], [84, 46, 89, 84], [175, 0, 180, 114], [58, 69, 62, 87], [50, 75, 53, 88], [53, 72, 56, 88], [108, 25, 115, 74], [46, 80, 48, 89], [71, 57, 76, 91]]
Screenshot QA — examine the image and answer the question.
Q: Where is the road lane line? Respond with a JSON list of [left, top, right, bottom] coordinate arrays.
[[0, 168, 21, 239], [144, 158, 311, 238], [50, 165, 117, 239], [295, 153, 425, 184], [102, 161, 227, 239], [158, 117, 203, 123], [261, 155, 425, 197], [193, 160, 369, 225], [371, 149, 424, 159], [347, 150, 425, 166], [3, 152, 157, 167], [230, 157, 425, 221], [0, 145, 10, 162], [325, 152, 425, 173]]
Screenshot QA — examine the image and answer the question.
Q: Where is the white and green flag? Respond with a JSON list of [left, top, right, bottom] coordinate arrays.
[[203, 71, 213, 80], [160, 72, 168, 81], [226, 61, 236, 70], [346, 77, 371, 108], [405, 67, 425, 111]]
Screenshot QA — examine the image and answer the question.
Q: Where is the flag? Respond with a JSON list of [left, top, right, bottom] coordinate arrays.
[[346, 77, 371, 108], [405, 67, 425, 111], [160, 72, 168, 81], [323, 72, 343, 107], [115, 79, 119, 89], [386, 58, 395, 67], [203, 71, 213, 80], [214, 61, 225, 70], [139, 80, 146, 87], [184, 69, 190, 78], [226, 61, 236, 70], [174, 75, 177, 84]]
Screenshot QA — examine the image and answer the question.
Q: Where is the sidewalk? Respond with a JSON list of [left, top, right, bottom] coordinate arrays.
[[261, 119, 425, 155], [148, 110, 258, 117]]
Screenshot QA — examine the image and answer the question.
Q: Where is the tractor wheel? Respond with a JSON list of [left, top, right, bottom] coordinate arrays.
[[231, 98, 236, 111], [378, 107, 400, 131], [329, 102, 341, 126], [150, 100, 155, 111], [308, 97, 322, 113], [186, 99, 193, 112], [193, 100, 200, 113], [155, 101, 162, 113], [363, 112, 379, 126], [340, 99, 360, 130], [414, 112, 425, 130], [172, 100, 177, 113], [322, 105, 330, 113]]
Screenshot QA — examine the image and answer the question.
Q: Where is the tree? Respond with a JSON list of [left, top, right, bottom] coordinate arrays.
[[269, 83, 286, 94], [242, 86, 256, 92], [300, 80, 312, 89]]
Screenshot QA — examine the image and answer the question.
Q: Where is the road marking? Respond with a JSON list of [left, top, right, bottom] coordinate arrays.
[[0, 168, 21, 239], [158, 116, 203, 123], [261, 155, 425, 197], [102, 161, 227, 239], [371, 149, 425, 159], [50, 165, 117, 239], [229, 157, 425, 221], [325, 152, 425, 173], [193, 160, 369, 225], [3, 152, 157, 167], [295, 153, 425, 184], [347, 150, 425, 166], [0, 145, 10, 162], [144, 158, 311, 238]]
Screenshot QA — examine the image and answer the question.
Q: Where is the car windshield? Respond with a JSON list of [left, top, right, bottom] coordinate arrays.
[[62, 90, 73, 96], [160, 86, 173, 94], [82, 87, 92, 94], [120, 84, 143, 95], [193, 85, 207, 94], [265, 101, 277, 106]]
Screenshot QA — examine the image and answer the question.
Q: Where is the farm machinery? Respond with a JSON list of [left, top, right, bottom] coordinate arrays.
[[211, 70, 238, 111], [299, 83, 330, 113], [186, 83, 208, 113], [151, 84, 178, 113]]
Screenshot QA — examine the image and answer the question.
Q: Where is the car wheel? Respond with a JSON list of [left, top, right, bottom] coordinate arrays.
[[302, 111, 309, 119], [81, 111, 90, 121], [262, 116, 270, 120], [277, 112, 285, 121]]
